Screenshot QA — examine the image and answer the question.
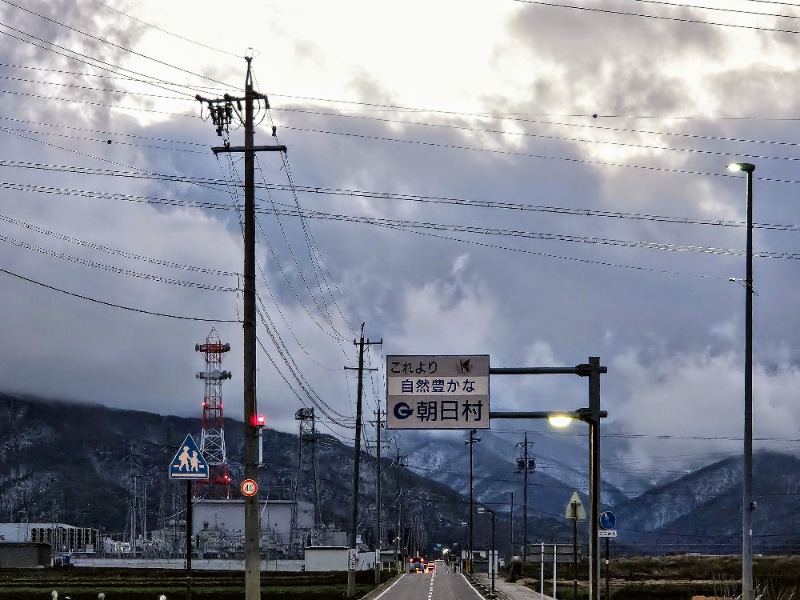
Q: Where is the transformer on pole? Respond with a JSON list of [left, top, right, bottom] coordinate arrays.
[[195, 328, 232, 499]]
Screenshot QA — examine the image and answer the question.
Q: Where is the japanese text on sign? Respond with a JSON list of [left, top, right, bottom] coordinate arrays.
[[386, 355, 490, 430]]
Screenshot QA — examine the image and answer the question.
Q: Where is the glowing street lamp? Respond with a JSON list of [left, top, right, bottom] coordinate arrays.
[[547, 413, 574, 428], [726, 161, 756, 600]]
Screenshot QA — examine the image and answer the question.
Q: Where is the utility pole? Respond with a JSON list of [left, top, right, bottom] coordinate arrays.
[[394, 448, 408, 573], [345, 324, 381, 598], [196, 55, 286, 600], [516, 434, 535, 567], [374, 409, 385, 584], [509, 491, 514, 562]]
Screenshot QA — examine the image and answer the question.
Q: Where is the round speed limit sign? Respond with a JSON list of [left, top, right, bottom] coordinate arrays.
[[240, 479, 258, 497]]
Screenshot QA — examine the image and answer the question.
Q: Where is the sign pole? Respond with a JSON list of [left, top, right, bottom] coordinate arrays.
[[186, 480, 192, 600], [167, 433, 209, 600], [605, 537, 610, 600], [572, 501, 578, 600]]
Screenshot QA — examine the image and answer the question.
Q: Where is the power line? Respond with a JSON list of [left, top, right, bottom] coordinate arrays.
[[0, 232, 239, 291], [0, 266, 239, 322], [280, 124, 800, 184], [276, 106, 800, 164], [628, 0, 800, 21], [87, 0, 243, 59], [511, 0, 800, 36], [1, 179, 794, 281], [4, 165, 800, 232], [0, 212, 239, 276], [0, 0, 235, 88]]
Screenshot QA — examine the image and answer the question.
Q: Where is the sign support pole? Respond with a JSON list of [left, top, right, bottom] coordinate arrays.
[[572, 501, 578, 600], [605, 537, 610, 600], [186, 480, 192, 600]]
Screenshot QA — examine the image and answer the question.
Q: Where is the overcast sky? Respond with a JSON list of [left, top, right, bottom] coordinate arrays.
[[1, 0, 799, 480]]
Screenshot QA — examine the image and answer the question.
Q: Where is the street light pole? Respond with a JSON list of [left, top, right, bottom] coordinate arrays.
[[727, 161, 756, 600], [489, 358, 607, 600], [466, 429, 480, 574], [478, 507, 496, 594]]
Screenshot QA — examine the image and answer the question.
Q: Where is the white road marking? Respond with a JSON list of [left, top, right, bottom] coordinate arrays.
[[460, 572, 485, 597], [370, 573, 406, 600]]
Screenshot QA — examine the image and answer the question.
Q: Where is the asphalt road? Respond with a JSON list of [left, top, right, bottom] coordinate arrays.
[[367, 563, 484, 600]]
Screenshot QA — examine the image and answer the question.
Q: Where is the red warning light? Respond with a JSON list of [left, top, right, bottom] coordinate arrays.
[[252, 414, 266, 428]]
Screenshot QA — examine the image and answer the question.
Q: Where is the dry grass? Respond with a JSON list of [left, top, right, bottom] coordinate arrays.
[[511, 554, 800, 600]]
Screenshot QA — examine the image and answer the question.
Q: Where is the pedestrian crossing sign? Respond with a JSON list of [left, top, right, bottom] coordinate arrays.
[[168, 434, 210, 480]]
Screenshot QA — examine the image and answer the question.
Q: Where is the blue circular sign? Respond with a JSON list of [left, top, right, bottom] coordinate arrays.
[[599, 511, 616, 530]]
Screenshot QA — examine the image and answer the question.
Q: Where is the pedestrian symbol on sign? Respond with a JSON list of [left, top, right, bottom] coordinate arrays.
[[168, 434, 209, 480]]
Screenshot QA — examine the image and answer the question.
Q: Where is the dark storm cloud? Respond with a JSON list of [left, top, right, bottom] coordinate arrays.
[[0, 0, 799, 471]]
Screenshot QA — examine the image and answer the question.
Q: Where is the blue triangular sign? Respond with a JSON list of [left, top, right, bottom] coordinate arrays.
[[169, 434, 210, 480]]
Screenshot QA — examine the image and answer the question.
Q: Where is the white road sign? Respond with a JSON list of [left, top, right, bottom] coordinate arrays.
[[598, 530, 618, 538], [386, 355, 490, 429], [168, 434, 209, 480], [565, 491, 586, 522]]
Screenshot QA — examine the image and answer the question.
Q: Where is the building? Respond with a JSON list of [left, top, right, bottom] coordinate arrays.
[[0, 542, 51, 568], [190, 499, 314, 557], [0, 523, 99, 554]]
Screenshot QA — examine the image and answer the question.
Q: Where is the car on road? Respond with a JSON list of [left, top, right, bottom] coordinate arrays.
[[408, 556, 425, 573], [424, 562, 435, 573]]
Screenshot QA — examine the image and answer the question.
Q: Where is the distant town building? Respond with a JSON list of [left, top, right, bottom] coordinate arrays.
[[0, 542, 51, 568], [0, 523, 99, 554]]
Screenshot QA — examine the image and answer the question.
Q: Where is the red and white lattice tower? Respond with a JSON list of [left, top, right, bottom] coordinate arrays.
[[195, 328, 232, 499]]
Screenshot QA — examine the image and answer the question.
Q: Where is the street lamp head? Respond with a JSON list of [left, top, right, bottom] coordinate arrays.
[[477, 507, 485, 514], [548, 413, 574, 428], [727, 162, 755, 174]]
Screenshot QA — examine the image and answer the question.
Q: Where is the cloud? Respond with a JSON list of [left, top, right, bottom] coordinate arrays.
[[612, 347, 800, 474], [0, 0, 799, 480]]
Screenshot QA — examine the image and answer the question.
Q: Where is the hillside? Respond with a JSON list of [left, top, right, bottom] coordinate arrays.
[[1, 393, 799, 556]]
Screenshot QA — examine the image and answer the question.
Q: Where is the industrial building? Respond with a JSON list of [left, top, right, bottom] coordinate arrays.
[[0, 522, 99, 554]]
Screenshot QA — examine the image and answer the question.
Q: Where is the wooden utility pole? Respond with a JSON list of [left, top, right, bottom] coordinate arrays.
[[394, 448, 407, 573], [345, 324, 381, 597], [374, 409, 385, 584], [516, 433, 535, 566], [197, 56, 286, 600]]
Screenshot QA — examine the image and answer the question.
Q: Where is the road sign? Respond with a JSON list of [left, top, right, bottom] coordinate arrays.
[[348, 548, 358, 570], [240, 478, 258, 497], [528, 543, 579, 563], [565, 491, 586, 521], [599, 510, 617, 530], [168, 434, 209, 480], [598, 530, 617, 538], [386, 355, 490, 429]]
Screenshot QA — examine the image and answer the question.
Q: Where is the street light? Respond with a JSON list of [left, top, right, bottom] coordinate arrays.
[[465, 429, 481, 574], [460, 521, 468, 573], [489, 357, 606, 600], [478, 507, 496, 594], [547, 413, 574, 428], [727, 160, 756, 600], [547, 407, 604, 600]]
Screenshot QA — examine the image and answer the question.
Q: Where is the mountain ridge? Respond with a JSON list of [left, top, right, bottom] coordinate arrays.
[[1, 392, 798, 556]]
